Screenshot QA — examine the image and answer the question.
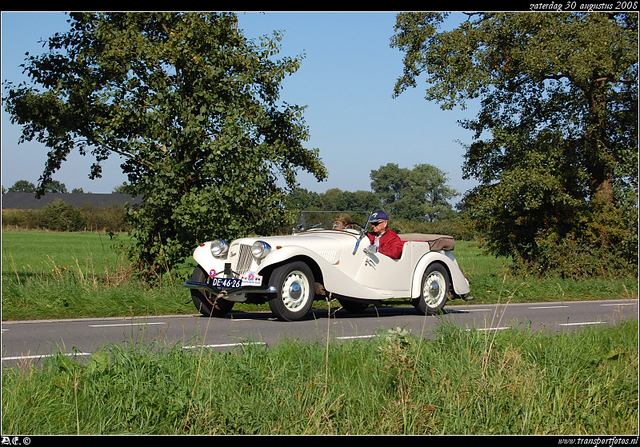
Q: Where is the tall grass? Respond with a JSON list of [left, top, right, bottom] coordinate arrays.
[[2, 319, 637, 435]]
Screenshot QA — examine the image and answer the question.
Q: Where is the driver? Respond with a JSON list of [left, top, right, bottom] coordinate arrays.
[[366, 210, 404, 259]]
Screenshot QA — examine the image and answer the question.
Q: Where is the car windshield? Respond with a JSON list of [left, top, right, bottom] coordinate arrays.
[[293, 211, 372, 234]]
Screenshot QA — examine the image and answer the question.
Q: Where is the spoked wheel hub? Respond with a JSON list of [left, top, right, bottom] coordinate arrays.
[[413, 263, 450, 316]]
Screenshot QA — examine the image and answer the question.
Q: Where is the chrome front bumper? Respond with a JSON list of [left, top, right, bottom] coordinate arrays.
[[184, 280, 277, 299]]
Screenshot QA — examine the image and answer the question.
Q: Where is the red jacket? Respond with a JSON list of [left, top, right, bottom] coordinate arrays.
[[367, 229, 404, 260]]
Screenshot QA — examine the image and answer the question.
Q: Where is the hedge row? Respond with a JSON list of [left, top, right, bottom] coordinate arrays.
[[2, 199, 128, 233]]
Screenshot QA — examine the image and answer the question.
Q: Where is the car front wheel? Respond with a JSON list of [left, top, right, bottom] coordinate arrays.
[[190, 265, 235, 317], [413, 263, 450, 315], [268, 261, 315, 321]]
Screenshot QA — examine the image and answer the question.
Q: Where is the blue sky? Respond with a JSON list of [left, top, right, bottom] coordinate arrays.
[[1, 11, 479, 201]]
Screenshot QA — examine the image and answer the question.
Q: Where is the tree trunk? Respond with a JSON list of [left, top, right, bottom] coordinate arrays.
[[584, 78, 615, 204]]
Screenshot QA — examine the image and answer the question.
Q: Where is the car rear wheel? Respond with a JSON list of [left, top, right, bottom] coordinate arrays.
[[413, 263, 450, 315], [268, 261, 315, 321], [190, 265, 235, 317]]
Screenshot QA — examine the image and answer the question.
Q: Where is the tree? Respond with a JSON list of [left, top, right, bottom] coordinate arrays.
[[112, 182, 135, 195], [7, 180, 36, 193], [3, 12, 327, 273], [283, 186, 322, 212], [319, 188, 379, 212], [391, 12, 637, 275], [370, 163, 458, 221], [45, 180, 68, 194], [7, 179, 67, 194]]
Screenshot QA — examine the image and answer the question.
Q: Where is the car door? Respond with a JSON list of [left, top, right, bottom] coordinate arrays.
[[353, 243, 412, 295]]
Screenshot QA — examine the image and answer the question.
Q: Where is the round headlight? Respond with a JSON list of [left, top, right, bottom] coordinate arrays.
[[252, 240, 271, 259], [210, 239, 229, 258]]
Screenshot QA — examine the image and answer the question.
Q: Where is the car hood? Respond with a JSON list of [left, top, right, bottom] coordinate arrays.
[[232, 231, 360, 261], [234, 230, 358, 249]]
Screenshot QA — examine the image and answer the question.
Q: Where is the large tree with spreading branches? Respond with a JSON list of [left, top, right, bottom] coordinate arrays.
[[391, 12, 637, 277], [4, 12, 327, 274]]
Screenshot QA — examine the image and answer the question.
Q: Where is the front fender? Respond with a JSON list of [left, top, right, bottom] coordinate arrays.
[[411, 251, 470, 298], [192, 243, 227, 278], [257, 245, 330, 272]]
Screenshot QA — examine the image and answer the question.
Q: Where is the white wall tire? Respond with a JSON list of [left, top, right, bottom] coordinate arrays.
[[413, 263, 450, 315], [268, 261, 315, 321]]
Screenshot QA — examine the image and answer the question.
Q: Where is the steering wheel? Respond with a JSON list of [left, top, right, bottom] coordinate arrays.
[[344, 221, 364, 230]]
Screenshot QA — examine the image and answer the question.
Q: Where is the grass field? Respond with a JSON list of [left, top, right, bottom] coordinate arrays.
[[2, 230, 638, 435], [1, 230, 192, 320]]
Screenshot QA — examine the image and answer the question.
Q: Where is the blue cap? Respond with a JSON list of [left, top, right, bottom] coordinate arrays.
[[371, 210, 389, 222]]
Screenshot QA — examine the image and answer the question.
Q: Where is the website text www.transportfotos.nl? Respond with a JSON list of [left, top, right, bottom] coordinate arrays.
[[557, 437, 639, 447]]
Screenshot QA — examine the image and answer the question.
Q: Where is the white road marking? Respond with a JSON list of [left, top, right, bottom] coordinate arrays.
[[88, 322, 167, 328], [3, 352, 92, 361], [183, 342, 266, 349], [466, 326, 510, 332], [336, 335, 377, 340], [600, 302, 637, 306], [528, 305, 569, 309], [559, 321, 604, 326]]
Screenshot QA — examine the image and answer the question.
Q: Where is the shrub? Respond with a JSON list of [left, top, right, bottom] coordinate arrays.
[[522, 234, 637, 280], [1, 208, 43, 229], [509, 197, 639, 280], [40, 199, 85, 231], [79, 203, 128, 233]]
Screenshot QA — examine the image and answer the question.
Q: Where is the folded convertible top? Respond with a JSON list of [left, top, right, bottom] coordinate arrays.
[[398, 233, 455, 251]]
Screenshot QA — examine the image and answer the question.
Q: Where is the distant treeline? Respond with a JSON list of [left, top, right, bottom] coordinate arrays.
[[2, 195, 477, 240], [283, 185, 477, 241]]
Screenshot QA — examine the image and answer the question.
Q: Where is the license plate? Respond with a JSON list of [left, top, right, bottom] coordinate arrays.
[[211, 277, 242, 289]]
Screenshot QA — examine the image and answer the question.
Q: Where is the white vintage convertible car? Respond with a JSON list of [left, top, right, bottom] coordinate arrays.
[[185, 211, 471, 321]]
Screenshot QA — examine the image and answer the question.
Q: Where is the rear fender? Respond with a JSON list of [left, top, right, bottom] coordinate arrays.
[[411, 251, 470, 298]]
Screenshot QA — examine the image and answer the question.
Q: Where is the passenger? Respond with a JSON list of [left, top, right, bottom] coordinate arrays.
[[333, 213, 354, 230], [366, 210, 404, 259]]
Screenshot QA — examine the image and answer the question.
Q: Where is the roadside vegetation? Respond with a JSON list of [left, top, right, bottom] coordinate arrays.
[[2, 318, 637, 435], [2, 200, 128, 233]]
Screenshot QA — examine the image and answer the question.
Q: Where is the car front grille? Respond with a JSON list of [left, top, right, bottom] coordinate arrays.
[[234, 244, 254, 275]]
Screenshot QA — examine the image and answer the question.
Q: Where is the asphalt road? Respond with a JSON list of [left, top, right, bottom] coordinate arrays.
[[2, 299, 637, 367]]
